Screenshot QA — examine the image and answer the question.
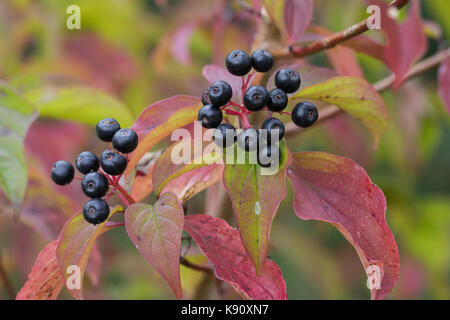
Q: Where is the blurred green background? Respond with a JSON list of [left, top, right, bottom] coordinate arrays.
[[0, 0, 449, 299]]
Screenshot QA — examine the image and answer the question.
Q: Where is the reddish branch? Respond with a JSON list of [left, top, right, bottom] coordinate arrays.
[[285, 48, 450, 135], [180, 257, 214, 275], [276, 0, 410, 58]]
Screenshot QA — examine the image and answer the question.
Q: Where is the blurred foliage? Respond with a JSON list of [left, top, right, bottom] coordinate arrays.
[[0, 0, 449, 300]]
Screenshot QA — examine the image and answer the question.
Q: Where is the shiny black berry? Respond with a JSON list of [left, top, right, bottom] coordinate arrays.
[[291, 102, 318, 127], [237, 128, 259, 152], [225, 50, 252, 76], [96, 118, 121, 142], [100, 150, 128, 176], [51, 160, 74, 185], [267, 88, 288, 112], [83, 198, 110, 225], [201, 87, 211, 105], [208, 81, 232, 106], [275, 68, 301, 93], [213, 123, 236, 148], [75, 151, 100, 174], [251, 49, 274, 73], [198, 105, 223, 129], [257, 144, 281, 168], [243, 86, 269, 111], [261, 118, 285, 143], [112, 129, 138, 154], [81, 172, 109, 198]]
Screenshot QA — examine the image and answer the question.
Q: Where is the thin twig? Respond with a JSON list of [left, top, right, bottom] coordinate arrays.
[[285, 48, 450, 135], [180, 257, 214, 275], [0, 250, 15, 299], [276, 0, 410, 58]]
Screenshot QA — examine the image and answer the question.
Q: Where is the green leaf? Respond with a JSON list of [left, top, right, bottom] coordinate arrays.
[[290, 76, 389, 148], [125, 192, 184, 299], [24, 85, 134, 127], [223, 140, 290, 275], [0, 81, 36, 207]]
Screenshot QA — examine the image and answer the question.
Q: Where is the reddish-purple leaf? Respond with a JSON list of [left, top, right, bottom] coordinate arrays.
[[56, 207, 123, 299], [16, 241, 64, 300], [284, 0, 314, 44], [438, 57, 450, 113], [368, 0, 426, 88], [287, 151, 400, 300], [125, 192, 184, 299], [326, 46, 363, 77], [170, 23, 195, 65], [184, 214, 287, 300]]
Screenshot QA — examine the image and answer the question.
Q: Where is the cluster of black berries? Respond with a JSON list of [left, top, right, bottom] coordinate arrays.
[[50, 118, 138, 225], [198, 49, 319, 168]]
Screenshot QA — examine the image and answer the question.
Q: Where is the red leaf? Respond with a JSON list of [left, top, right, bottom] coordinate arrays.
[[369, 0, 426, 88], [326, 46, 363, 77], [438, 57, 450, 113], [125, 193, 184, 299], [287, 152, 400, 299], [184, 214, 287, 300], [284, 0, 314, 44], [16, 241, 64, 300], [56, 207, 123, 299], [126, 95, 202, 177]]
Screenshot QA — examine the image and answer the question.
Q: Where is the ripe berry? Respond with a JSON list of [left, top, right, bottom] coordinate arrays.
[[261, 118, 285, 143], [243, 86, 269, 111], [275, 68, 301, 93], [75, 151, 100, 174], [237, 128, 259, 152], [208, 81, 232, 106], [83, 198, 110, 225], [198, 105, 223, 129], [81, 172, 109, 198], [51, 161, 75, 185], [291, 102, 318, 127], [257, 144, 281, 168], [251, 49, 274, 73], [267, 88, 288, 112], [100, 150, 127, 176], [112, 129, 138, 154], [225, 50, 252, 76], [96, 118, 121, 142], [213, 123, 236, 148], [201, 88, 210, 105]]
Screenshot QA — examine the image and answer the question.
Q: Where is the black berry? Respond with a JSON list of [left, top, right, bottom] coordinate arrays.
[[81, 172, 109, 198], [213, 123, 236, 148], [275, 68, 301, 93], [237, 128, 259, 152], [251, 49, 274, 73], [201, 88, 210, 105], [112, 129, 138, 154], [225, 50, 252, 76], [208, 81, 232, 106], [96, 118, 121, 142], [257, 144, 281, 168], [100, 150, 128, 176], [83, 198, 110, 225], [198, 105, 223, 129], [75, 151, 100, 174], [51, 160, 75, 185], [291, 102, 318, 127], [243, 86, 269, 111], [261, 118, 285, 143], [267, 88, 288, 112]]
